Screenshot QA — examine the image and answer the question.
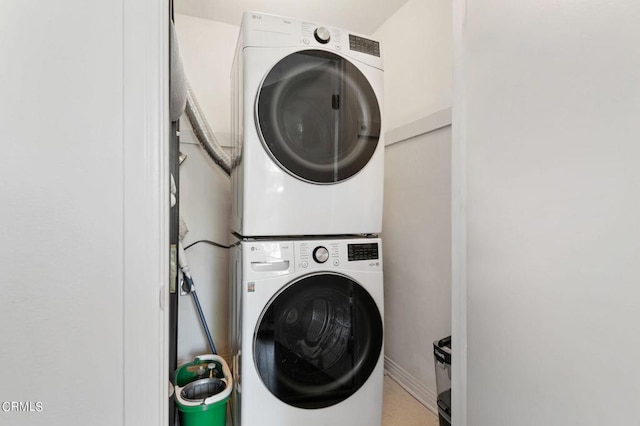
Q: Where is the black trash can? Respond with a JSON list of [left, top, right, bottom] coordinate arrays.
[[433, 336, 451, 426]]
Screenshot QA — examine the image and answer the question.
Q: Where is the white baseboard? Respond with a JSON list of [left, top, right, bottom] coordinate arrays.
[[384, 356, 439, 416]]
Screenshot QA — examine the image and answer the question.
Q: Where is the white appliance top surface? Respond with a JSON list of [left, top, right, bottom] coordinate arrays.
[[175, 0, 409, 36]]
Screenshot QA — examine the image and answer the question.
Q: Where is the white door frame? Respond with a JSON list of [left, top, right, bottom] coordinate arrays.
[[452, 0, 467, 425], [122, 0, 169, 424]]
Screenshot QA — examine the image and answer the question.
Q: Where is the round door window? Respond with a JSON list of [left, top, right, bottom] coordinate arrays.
[[256, 50, 381, 184], [254, 273, 383, 409]]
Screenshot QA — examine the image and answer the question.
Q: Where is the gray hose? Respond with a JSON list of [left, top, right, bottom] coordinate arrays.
[[185, 82, 232, 176]]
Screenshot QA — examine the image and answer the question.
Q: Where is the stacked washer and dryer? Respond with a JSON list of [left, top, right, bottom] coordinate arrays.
[[229, 12, 385, 426]]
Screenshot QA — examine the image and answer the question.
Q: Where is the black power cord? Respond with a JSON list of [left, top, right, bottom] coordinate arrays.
[[183, 239, 230, 250]]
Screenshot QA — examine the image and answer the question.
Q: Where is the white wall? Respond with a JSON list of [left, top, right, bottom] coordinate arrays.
[[175, 14, 239, 148], [0, 1, 167, 425], [382, 127, 452, 410], [0, 2, 124, 423], [373, 0, 452, 411], [174, 14, 238, 363], [456, 1, 640, 424], [374, 0, 452, 131]]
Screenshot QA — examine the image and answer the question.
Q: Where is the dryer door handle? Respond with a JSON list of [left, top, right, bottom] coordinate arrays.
[[251, 260, 290, 272]]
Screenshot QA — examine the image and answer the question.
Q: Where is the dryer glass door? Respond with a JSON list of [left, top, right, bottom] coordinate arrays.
[[254, 273, 383, 409], [256, 49, 381, 184]]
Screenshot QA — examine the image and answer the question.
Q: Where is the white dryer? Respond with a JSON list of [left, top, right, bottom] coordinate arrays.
[[230, 237, 384, 426], [230, 12, 384, 237]]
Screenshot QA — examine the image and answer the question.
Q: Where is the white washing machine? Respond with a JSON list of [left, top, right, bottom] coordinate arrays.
[[230, 12, 385, 237], [230, 237, 384, 426]]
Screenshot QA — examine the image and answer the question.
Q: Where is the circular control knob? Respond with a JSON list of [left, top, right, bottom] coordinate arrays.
[[314, 27, 331, 44], [312, 246, 330, 263]]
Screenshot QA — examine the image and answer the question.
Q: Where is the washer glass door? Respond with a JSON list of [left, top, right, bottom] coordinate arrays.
[[256, 49, 381, 184], [254, 273, 383, 409]]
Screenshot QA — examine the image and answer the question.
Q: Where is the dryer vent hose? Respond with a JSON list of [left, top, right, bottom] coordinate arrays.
[[185, 82, 232, 176]]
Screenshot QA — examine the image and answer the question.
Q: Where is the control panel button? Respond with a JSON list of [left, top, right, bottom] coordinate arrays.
[[314, 27, 331, 44], [313, 246, 330, 263], [301, 261, 308, 268], [333, 259, 340, 266]]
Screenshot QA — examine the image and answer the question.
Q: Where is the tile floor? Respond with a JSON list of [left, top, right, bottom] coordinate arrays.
[[222, 375, 439, 426], [382, 375, 439, 426]]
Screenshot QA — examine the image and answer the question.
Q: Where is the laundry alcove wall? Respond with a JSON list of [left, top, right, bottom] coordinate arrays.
[[374, 0, 453, 412], [173, 14, 237, 363]]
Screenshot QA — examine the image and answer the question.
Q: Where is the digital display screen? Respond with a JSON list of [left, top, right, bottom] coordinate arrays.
[[348, 243, 379, 261], [349, 34, 380, 57]]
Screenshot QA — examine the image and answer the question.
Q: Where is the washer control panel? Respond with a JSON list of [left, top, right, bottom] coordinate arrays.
[[347, 242, 379, 261], [295, 239, 381, 271], [244, 239, 382, 279], [312, 246, 330, 263]]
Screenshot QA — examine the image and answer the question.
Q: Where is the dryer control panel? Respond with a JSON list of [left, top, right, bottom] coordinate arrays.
[[348, 34, 380, 57], [241, 12, 383, 68]]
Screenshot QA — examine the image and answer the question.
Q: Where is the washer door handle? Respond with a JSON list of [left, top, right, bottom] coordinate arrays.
[[251, 260, 290, 272]]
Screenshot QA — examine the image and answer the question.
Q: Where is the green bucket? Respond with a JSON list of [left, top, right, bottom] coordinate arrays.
[[174, 355, 232, 426]]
